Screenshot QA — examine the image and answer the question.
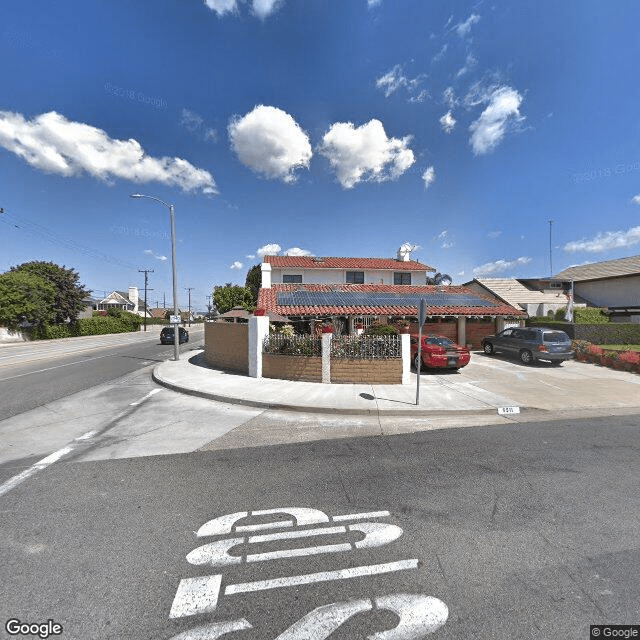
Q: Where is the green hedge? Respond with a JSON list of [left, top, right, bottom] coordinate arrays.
[[526, 318, 640, 344], [30, 312, 143, 340]]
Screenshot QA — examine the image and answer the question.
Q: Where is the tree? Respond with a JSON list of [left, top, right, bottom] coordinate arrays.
[[245, 264, 262, 305], [0, 271, 56, 330], [9, 261, 90, 324], [426, 272, 453, 285], [213, 284, 254, 315]]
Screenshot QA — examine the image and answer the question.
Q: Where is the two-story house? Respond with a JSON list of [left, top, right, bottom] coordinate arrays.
[[257, 247, 524, 346]]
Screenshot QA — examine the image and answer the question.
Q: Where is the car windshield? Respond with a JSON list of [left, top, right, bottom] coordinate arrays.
[[543, 331, 569, 343], [426, 337, 454, 347]]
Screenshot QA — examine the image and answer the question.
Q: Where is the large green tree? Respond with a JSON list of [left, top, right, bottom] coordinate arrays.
[[244, 264, 261, 305], [0, 271, 57, 330], [213, 284, 254, 315], [9, 261, 90, 324]]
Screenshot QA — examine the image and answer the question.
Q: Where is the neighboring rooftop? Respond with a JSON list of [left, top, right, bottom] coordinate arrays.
[[554, 255, 640, 281], [264, 255, 435, 272], [469, 278, 574, 310]]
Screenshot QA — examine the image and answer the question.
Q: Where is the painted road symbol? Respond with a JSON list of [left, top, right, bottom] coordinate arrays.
[[168, 507, 449, 638]]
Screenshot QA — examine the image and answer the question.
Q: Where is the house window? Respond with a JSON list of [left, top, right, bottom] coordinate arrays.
[[283, 274, 302, 283], [394, 272, 411, 285], [346, 271, 364, 284]]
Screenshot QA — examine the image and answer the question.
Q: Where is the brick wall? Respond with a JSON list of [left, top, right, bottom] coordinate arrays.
[[204, 321, 248, 374], [408, 321, 458, 341], [330, 358, 402, 384], [465, 320, 497, 348], [263, 354, 323, 382]]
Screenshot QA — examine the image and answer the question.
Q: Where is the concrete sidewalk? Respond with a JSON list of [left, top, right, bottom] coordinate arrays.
[[152, 350, 525, 415]]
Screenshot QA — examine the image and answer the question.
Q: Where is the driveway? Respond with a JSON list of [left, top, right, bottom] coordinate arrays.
[[435, 350, 640, 413]]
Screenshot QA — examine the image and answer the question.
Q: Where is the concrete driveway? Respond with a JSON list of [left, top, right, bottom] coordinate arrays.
[[438, 350, 640, 413]]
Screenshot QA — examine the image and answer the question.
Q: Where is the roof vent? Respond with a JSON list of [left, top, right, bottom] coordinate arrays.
[[313, 257, 325, 263]]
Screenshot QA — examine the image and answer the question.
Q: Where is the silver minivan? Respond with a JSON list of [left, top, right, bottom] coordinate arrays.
[[481, 327, 574, 365]]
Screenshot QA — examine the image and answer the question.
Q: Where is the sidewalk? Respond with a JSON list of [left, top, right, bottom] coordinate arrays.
[[152, 350, 523, 416]]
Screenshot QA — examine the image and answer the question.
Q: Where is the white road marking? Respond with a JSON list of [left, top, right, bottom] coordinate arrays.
[[166, 619, 252, 640], [224, 559, 419, 595], [332, 510, 390, 522], [129, 388, 161, 405], [187, 523, 403, 567], [236, 520, 294, 533], [74, 430, 97, 441], [0, 354, 114, 382], [169, 575, 223, 618]]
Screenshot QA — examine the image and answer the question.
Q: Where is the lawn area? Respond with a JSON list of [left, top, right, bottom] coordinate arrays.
[[598, 345, 640, 352]]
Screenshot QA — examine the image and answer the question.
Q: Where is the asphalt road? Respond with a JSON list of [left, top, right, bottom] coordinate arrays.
[[1, 414, 639, 640], [0, 326, 204, 420]]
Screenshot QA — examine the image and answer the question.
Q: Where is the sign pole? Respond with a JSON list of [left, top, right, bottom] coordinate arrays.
[[416, 298, 427, 406]]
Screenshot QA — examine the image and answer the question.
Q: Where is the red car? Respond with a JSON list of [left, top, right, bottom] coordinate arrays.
[[410, 334, 471, 371]]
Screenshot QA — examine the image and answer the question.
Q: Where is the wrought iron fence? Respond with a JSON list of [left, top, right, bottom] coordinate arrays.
[[330, 334, 401, 359], [263, 333, 322, 357]]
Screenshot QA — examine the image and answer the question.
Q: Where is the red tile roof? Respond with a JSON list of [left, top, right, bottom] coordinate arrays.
[[257, 284, 524, 317], [264, 255, 434, 271]]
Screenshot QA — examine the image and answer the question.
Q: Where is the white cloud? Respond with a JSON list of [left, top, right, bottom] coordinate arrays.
[[455, 13, 480, 37], [632, 195, 640, 205], [283, 247, 314, 256], [443, 87, 457, 108], [455, 52, 477, 78], [473, 256, 532, 275], [230, 261, 243, 270], [246, 254, 256, 259], [564, 226, 640, 253], [256, 243, 282, 258], [436, 228, 453, 248], [432, 43, 448, 64], [487, 230, 502, 239], [228, 105, 312, 183], [0, 110, 217, 194], [180, 108, 218, 143], [439, 111, 456, 134], [144, 249, 168, 261], [375, 65, 427, 102], [469, 86, 525, 155], [422, 166, 435, 190], [204, 0, 239, 17], [319, 119, 415, 189], [252, 0, 284, 19], [368, 0, 382, 7]]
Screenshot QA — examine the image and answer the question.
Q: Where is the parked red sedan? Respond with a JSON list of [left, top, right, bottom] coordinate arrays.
[[410, 334, 471, 371]]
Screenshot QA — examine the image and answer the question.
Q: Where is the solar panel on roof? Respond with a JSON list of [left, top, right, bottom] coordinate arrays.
[[276, 291, 498, 308]]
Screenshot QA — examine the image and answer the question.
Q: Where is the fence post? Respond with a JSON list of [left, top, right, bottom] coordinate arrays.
[[321, 333, 332, 383], [248, 315, 269, 378], [401, 333, 410, 384]]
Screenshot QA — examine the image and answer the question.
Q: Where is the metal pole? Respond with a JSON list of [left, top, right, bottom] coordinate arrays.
[[185, 287, 194, 327], [416, 322, 422, 405], [169, 204, 179, 362], [138, 269, 154, 332]]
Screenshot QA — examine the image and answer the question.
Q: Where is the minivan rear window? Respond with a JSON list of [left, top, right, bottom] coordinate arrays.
[[543, 331, 569, 343]]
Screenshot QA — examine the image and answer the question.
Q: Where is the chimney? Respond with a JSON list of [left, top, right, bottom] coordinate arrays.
[[261, 262, 272, 289], [128, 286, 139, 313]]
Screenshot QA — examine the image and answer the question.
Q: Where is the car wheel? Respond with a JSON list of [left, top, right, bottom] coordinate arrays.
[[519, 349, 533, 364], [483, 342, 494, 355], [414, 354, 423, 372]]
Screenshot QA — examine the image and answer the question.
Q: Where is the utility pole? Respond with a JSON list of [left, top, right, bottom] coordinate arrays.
[[185, 287, 194, 326], [548, 219, 554, 276], [138, 269, 154, 331], [206, 294, 212, 320]]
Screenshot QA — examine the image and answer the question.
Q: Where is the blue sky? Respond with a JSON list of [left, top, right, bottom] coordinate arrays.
[[2, 0, 640, 311]]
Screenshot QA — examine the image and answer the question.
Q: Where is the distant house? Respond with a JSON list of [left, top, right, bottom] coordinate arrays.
[[257, 247, 524, 346], [464, 278, 587, 319], [554, 255, 640, 323], [95, 287, 150, 317]]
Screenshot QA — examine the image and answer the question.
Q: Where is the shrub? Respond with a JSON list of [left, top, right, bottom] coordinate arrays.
[[364, 321, 399, 336], [574, 307, 610, 324]]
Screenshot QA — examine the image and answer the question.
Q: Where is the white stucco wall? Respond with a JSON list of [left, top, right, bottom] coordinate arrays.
[[271, 268, 427, 285]]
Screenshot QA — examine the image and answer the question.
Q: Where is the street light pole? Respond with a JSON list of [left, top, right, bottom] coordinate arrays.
[[130, 194, 180, 361], [185, 287, 194, 327]]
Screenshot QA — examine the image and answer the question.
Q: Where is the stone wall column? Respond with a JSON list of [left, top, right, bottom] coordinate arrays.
[[321, 332, 333, 383], [248, 315, 270, 378], [457, 316, 466, 346], [401, 333, 410, 384]]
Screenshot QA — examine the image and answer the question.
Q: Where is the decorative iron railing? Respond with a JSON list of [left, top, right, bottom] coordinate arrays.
[[263, 333, 322, 357], [330, 334, 401, 359]]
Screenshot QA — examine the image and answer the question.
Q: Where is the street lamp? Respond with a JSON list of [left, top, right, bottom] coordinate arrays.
[[129, 194, 180, 361]]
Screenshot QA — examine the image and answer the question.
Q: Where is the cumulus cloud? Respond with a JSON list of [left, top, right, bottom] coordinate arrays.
[[228, 105, 312, 183], [256, 243, 282, 258], [0, 110, 217, 194], [230, 261, 243, 270], [473, 256, 532, 276], [283, 247, 314, 256], [469, 86, 525, 155], [564, 226, 640, 253], [632, 195, 640, 205], [455, 13, 480, 37], [422, 166, 435, 190], [144, 249, 168, 261], [439, 111, 456, 134], [319, 119, 415, 189], [204, 0, 239, 17]]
